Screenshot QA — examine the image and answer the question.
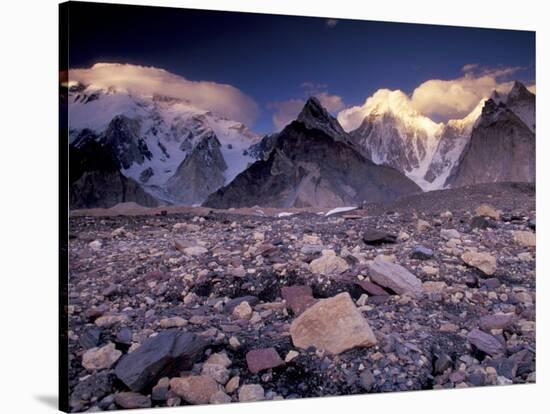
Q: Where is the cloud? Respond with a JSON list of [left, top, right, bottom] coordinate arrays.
[[338, 65, 532, 131], [268, 99, 305, 131], [410, 69, 520, 119], [268, 84, 345, 130], [338, 89, 423, 131], [326, 19, 338, 28], [527, 84, 536, 94], [462, 63, 479, 72], [69, 63, 260, 125]]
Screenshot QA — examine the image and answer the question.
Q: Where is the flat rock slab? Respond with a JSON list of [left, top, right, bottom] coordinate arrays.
[[479, 314, 517, 331], [246, 347, 284, 373], [362, 230, 397, 245], [281, 285, 317, 315], [115, 330, 206, 392], [290, 292, 377, 354], [367, 257, 422, 295], [355, 280, 389, 296], [467, 328, 505, 356]]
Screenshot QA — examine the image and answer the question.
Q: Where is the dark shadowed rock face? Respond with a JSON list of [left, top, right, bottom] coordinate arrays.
[[204, 100, 421, 209], [505, 81, 536, 132], [114, 330, 206, 392], [166, 132, 227, 204], [102, 115, 152, 170], [296, 97, 349, 142], [69, 139, 159, 209], [245, 132, 279, 161], [445, 99, 535, 188]]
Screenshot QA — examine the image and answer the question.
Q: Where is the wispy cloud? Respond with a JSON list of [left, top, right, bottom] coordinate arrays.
[[69, 63, 260, 125], [325, 19, 338, 28], [268, 83, 344, 130]]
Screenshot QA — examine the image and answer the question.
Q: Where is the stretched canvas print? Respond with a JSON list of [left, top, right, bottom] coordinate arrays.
[[59, 1, 536, 412]]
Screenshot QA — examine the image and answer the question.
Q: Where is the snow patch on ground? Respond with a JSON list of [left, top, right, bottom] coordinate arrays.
[[325, 206, 358, 216]]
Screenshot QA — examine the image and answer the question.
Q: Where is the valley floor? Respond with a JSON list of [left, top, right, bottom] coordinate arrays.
[[66, 182, 536, 411]]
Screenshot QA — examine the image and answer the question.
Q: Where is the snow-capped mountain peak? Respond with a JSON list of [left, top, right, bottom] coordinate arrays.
[[68, 81, 260, 205], [348, 89, 444, 186]]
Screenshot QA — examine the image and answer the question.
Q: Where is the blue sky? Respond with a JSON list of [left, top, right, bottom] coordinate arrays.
[[68, 2, 535, 133]]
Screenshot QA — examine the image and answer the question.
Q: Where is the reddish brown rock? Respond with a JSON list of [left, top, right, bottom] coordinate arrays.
[[281, 285, 317, 315], [355, 280, 389, 296], [245, 348, 284, 373]]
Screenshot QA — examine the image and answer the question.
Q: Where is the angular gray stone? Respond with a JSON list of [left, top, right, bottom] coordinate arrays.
[[367, 256, 423, 295], [115, 330, 206, 392], [410, 245, 434, 260], [467, 328, 505, 356]]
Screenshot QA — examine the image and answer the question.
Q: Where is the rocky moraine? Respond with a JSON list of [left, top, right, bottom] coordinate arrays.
[[67, 182, 536, 411]]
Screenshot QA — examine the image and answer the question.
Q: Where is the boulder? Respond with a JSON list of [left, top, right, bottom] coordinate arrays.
[[114, 392, 152, 409], [440, 228, 461, 240], [238, 384, 265, 402], [169, 375, 220, 405], [367, 256, 423, 295], [475, 204, 501, 220], [513, 230, 536, 247], [362, 230, 397, 245], [479, 314, 517, 331], [308, 249, 350, 276], [115, 330, 206, 392], [467, 328, 505, 356], [183, 246, 209, 256], [410, 245, 434, 260], [82, 343, 122, 371], [355, 280, 389, 296], [246, 348, 284, 373], [416, 219, 431, 232], [232, 301, 253, 320], [461, 251, 497, 275], [290, 292, 377, 354], [281, 285, 317, 315]]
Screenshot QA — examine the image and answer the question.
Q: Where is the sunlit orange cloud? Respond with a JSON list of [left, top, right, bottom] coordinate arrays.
[[337, 66, 535, 131], [69, 63, 259, 125], [269, 85, 345, 130]]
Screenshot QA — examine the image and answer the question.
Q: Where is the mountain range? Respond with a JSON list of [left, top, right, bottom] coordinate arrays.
[[66, 78, 535, 209]]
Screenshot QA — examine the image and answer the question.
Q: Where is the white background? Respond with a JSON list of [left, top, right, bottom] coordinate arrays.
[[0, 0, 547, 412]]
